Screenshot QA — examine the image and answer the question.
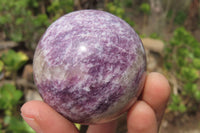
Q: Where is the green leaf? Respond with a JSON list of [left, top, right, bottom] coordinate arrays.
[[47, 0, 60, 13], [0, 83, 23, 110], [74, 123, 81, 130], [28, 0, 39, 8], [10, 32, 23, 42], [34, 14, 49, 27], [59, 0, 74, 13], [4, 116, 35, 133], [16, 18, 25, 25], [106, 1, 135, 27], [1, 50, 29, 72], [193, 58, 200, 69], [168, 94, 187, 113], [179, 104, 187, 113], [124, 17, 135, 27], [174, 11, 187, 25], [180, 67, 199, 82], [183, 83, 197, 95], [124, 0, 133, 7], [194, 91, 200, 102], [177, 48, 189, 58], [194, 48, 200, 57], [0, 124, 1, 128], [140, 3, 151, 15], [0, 16, 8, 25], [149, 33, 160, 39], [0, 60, 4, 72]]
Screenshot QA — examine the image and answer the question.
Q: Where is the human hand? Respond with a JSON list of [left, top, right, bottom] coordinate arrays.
[[21, 72, 170, 133]]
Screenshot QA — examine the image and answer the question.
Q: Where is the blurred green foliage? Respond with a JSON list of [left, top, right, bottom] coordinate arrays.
[[0, 84, 22, 114], [0, 0, 74, 49], [124, 0, 133, 8], [4, 116, 35, 133], [106, 0, 135, 27], [0, 61, 4, 73], [47, 0, 73, 20], [0, 0, 48, 47], [167, 10, 187, 26], [169, 94, 187, 113], [1, 50, 28, 72], [0, 83, 34, 133], [165, 27, 200, 113], [174, 11, 187, 25], [0, 49, 31, 132], [139, 3, 150, 15], [149, 33, 160, 39]]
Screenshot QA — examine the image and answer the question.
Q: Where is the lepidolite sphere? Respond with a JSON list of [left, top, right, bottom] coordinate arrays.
[[33, 10, 146, 124]]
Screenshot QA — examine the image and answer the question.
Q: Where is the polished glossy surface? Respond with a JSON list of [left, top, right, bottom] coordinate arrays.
[[33, 10, 146, 124]]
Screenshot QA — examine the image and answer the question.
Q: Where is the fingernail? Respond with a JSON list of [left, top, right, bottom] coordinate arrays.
[[21, 113, 43, 133]]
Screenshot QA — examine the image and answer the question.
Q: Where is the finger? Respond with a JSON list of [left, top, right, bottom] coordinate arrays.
[[141, 72, 171, 125], [127, 101, 158, 133], [21, 100, 79, 133], [87, 120, 117, 133]]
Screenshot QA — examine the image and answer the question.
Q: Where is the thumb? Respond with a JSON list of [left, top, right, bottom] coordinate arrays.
[[21, 100, 79, 133]]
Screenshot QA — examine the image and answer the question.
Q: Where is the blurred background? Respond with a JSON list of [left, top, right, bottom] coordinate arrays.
[[0, 0, 199, 133]]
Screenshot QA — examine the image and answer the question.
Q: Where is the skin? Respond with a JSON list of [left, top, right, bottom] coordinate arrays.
[[21, 72, 171, 133]]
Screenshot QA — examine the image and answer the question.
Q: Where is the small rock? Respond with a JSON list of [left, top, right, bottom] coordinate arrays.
[[142, 38, 165, 55], [147, 54, 157, 71], [161, 119, 168, 128], [25, 89, 42, 101], [22, 64, 33, 82], [145, 49, 162, 72], [0, 41, 18, 50]]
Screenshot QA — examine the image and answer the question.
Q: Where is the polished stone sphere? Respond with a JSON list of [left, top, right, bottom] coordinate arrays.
[[33, 10, 146, 124]]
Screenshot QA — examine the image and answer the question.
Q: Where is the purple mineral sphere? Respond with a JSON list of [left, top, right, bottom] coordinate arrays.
[[33, 10, 146, 124]]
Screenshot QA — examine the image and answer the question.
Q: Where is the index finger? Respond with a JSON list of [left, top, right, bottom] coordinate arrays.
[[141, 72, 171, 125]]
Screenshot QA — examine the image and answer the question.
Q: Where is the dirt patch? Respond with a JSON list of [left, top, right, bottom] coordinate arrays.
[[160, 112, 200, 133]]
